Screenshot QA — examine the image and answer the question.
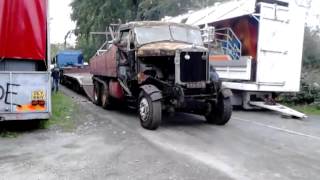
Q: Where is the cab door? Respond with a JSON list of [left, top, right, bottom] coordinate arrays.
[[117, 29, 134, 82]]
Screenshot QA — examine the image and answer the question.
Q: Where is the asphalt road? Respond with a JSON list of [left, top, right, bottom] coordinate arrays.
[[0, 86, 319, 180]]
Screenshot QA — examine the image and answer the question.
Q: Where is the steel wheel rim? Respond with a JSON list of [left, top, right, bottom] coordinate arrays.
[[139, 98, 149, 122], [94, 88, 98, 101]]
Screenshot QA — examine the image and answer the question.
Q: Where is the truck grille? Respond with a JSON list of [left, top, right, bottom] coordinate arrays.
[[180, 52, 207, 82]]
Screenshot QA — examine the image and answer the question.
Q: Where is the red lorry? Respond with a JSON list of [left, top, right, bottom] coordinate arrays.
[[0, 0, 51, 121]]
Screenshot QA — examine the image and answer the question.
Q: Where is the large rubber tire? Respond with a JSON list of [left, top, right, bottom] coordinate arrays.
[[205, 97, 232, 125], [139, 92, 162, 130], [93, 81, 102, 106], [101, 84, 112, 109], [73, 80, 81, 93]]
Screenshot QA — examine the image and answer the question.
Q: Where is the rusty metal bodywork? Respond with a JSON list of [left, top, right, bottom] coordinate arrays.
[[90, 45, 118, 77], [137, 42, 207, 57]]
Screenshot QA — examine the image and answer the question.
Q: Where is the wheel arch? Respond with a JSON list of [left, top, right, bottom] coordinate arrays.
[[93, 77, 108, 89], [140, 84, 162, 101]]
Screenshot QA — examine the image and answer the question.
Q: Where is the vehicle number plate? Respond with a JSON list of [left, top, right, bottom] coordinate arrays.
[[32, 90, 45, 100]]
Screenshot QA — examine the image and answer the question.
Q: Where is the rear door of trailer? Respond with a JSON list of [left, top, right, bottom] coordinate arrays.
[[256, 1, 305, 92]]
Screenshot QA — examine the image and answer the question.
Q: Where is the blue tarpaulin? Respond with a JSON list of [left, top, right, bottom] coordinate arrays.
[[56, 50, 84, 68]]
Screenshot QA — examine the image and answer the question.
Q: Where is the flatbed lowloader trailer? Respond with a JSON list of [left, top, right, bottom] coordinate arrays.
[[0, 0, 51, 121], [164, 0, 308, 118], [54, 50, 94, 99], [60, 66, 94, 100]]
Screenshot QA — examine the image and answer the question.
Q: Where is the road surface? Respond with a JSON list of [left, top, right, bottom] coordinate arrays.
[[0, 86, 319, 180]]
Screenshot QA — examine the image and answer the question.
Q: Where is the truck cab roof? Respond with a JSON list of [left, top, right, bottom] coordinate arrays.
[[119, 21, 200, 31]]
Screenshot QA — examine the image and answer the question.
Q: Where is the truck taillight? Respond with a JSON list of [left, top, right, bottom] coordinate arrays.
[[38, 100, 46, 106], [31, 100, 46, 106], [31, 100, 38, 106]]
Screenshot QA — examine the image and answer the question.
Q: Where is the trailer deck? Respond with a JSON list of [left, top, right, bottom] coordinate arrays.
[[62, 72, 94, 102]]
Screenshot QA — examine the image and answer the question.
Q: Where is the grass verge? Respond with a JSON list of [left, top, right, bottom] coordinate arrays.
[[41, 92, 76, 131], [290, 105, 320, 116], [0, 131, 18, 138]]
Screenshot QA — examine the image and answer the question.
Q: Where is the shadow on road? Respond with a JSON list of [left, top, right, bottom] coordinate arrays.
[[61, 85, 215, 129], [0, 120, 44, 137], [104, 104, 207, 128], [161, 113, 207, 128]]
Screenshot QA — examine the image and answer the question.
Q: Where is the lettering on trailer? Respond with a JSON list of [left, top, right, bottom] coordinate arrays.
[[0, 83, 21, 106]]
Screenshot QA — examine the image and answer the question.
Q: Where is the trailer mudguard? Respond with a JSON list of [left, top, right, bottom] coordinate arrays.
[[140, 85, 162, 101]]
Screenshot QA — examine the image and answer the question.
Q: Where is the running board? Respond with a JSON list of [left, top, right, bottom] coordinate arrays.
[[249, 101, 307, 119]]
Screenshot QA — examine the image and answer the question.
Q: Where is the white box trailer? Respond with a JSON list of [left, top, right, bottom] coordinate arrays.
[[0, 0, 51, 121], [164, 0, 309, 118], [0, 70, 51, 121]]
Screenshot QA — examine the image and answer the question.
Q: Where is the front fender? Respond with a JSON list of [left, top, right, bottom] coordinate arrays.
[[140, 84, 162, 101]]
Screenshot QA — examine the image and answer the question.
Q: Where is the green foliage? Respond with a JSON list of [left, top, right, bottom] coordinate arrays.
[[50, 43, 65, 62], [290, 104, 320, 115], [302, 27, 320, 68], [0, 131, 18, 138], [137, 0, 223, 20], [70, 0, 138, 60], [281, 81, 320, 104], [70, 0, 223, 61]]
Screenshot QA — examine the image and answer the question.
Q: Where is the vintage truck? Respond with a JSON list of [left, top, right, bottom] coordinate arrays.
[[90, 21, 232, 130]]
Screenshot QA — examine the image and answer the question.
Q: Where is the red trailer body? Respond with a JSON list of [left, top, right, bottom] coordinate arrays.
[[0, 0, 47, 61], [90, 45, 118, 77]]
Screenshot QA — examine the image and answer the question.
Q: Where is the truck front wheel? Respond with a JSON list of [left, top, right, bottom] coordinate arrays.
[[205, 97, 232, 125], [139, 92, 162, 130]]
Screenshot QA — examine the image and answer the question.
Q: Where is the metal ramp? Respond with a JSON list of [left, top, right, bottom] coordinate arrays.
[[249, 101, 307, 119], [63, 73, 94, 101], [82, 85, 94, 102]]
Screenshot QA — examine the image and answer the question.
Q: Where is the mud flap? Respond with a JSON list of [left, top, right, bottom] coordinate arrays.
[[140, 85, 162, 101]]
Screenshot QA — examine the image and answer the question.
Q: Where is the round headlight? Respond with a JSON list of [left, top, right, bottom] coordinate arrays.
[[184, 54, 190, 60]]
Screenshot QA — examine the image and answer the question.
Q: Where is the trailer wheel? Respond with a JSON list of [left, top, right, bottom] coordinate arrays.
[[205, 97, 232, 125], [73, 80, 81, 92], [101, 84, 112, 109], [139, 92, 162, 130], [93, 81, 102, 106]]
